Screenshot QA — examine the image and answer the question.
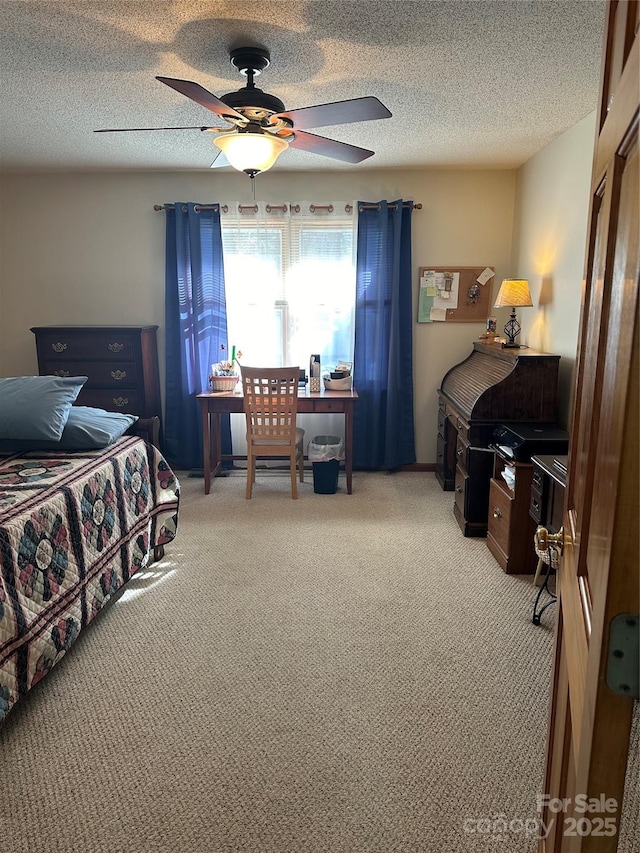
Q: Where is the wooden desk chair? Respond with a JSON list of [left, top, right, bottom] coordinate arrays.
[[240, 365, 305, 499]]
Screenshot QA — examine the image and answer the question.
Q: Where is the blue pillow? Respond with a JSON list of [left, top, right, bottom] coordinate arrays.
[[59, 406, 138, 449], [0, 375, 87, 441], [0, 406, 138, 453]]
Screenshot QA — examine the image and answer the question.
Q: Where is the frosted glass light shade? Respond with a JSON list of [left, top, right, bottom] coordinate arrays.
[[493, 278, 533, 308], [214, 131, 288, 174]]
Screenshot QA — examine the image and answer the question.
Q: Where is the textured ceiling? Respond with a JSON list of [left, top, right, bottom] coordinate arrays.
[[0, 0, 607, 173]]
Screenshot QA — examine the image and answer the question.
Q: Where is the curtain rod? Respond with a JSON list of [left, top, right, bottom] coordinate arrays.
[[153, 202, 422, 213]]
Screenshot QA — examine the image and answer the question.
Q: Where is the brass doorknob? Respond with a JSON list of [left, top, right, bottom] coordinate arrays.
[[535, 526, 565, 552]]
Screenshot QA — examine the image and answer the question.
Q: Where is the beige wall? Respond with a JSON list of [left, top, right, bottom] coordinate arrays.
[[510, 111, 596, 428], [0, 167, 516, 463]]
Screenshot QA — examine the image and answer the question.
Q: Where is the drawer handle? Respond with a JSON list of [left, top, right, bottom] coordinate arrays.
[[457, 448, 463, 456], [533, 473, 543, 487], [112, 396, 129, 407], [108, 342, 125, 353], [111, 369, 127, 380], [456, 486, 463, 493], [51, 342, 67, 353], [532, 499, 540, 512], [493, 507, 502, 518], [54, 369, 70, 378], [437, 453, 443, 459]]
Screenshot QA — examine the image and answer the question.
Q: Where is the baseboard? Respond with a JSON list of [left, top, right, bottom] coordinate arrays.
[[187, 462, 436, 476], [401, 463, 436, 472]]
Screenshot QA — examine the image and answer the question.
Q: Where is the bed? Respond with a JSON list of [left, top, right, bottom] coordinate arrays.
[[0, 403, 180, 722]]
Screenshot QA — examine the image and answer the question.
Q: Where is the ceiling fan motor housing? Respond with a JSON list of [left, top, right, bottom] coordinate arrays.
[[220, 87, 285, 115]]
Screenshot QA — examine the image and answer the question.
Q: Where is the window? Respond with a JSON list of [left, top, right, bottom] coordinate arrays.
[[221, 203, 356, 372]]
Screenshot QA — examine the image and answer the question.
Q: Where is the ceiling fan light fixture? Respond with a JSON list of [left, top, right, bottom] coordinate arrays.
[[214, 129, 288, 175]]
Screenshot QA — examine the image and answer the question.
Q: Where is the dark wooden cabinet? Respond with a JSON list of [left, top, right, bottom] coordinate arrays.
[[529, 455, 567, 534], [31, 325, 162, 434], [453, 432, 495, 528], [436, 342, 560, 536]]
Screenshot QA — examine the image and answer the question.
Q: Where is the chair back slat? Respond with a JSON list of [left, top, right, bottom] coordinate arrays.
[[241, 366, 299, 443]]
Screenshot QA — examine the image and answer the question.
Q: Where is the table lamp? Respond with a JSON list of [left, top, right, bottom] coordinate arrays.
[[493, 278, 533, 348]]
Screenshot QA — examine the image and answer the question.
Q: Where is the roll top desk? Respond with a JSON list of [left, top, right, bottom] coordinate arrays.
[[436, 342, 560, 536]]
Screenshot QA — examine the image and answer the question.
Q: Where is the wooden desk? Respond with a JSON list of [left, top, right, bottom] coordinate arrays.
[[436, 341, 560, 536], [197, 387, 359, 495], [529, 454, 567, 533], [486, 450, 538, 574]]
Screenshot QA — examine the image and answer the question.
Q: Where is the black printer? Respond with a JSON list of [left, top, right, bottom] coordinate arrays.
[[492, 423, 569, 462]]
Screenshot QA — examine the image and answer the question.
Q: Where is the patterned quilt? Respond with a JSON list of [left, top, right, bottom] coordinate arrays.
[[0, 436, 179, 722]]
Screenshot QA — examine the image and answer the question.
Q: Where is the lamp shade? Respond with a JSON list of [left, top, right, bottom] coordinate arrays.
[[214, 130, 288, 174], [494, 278, 533, 308]]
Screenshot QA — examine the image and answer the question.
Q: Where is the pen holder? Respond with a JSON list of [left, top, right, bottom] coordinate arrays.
[[309, 376, 321, 392]]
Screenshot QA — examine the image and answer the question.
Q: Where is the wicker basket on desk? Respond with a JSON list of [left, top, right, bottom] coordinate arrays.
[[209, 375, 239, 392]]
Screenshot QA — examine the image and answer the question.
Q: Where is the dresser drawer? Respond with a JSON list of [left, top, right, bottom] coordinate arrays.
[[42, 360, 138, 388], [488, 479, 513, 554], [532, 468, 544, 492], [454, 464, 468, 516], [455, 432, 469, 474], [437, 407, 446, 436], [455, 416, 470, 443], [311, 399, 345, 413], [77, 388, 140, 414], [529, 490, 543, 523], [35, 331, 138, 361]]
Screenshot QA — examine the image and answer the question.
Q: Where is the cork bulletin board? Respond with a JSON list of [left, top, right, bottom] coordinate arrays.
[[417, 266, 495, 323]]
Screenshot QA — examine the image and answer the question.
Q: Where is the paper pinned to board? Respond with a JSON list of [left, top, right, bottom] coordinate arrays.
[[431, 271, 459, 309], [429, 307, 448, 321], [476, 267, 495, 286]]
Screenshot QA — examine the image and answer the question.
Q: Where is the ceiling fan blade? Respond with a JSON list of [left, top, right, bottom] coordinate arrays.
[[156, 77, 246, 122], [288, 130, 374, 163], [210, 150, 229, 169], [272, 96, 391, 131], [94, 126, 216, 133]]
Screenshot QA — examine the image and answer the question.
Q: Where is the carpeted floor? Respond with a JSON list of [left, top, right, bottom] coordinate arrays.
[[0, 470, 637, 852]]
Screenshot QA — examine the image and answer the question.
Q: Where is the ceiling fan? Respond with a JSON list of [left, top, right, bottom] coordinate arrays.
[[95, 46, 392, 178]]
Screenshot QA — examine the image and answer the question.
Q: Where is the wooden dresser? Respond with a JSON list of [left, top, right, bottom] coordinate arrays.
[[31, 325, 162, 431], [436, 342, 560, 536]]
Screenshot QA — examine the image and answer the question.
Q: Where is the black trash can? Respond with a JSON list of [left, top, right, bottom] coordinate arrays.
[[308, 435, 344, 494]]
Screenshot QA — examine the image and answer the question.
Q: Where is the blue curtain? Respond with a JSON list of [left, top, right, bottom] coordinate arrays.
[[353, 200, 416, 470], [164, 203, 231, 470]]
